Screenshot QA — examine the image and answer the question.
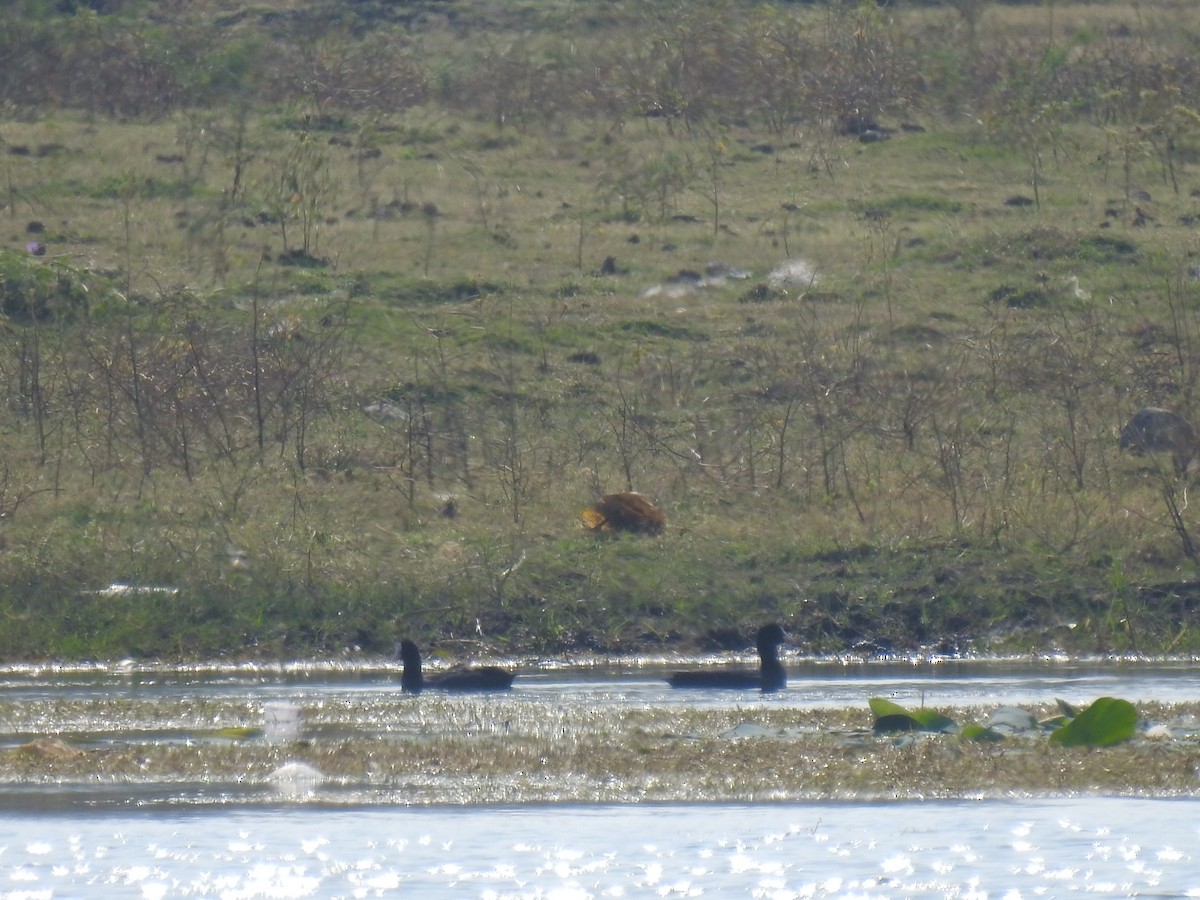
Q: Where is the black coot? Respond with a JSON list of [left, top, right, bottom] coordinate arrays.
[[667, 623, 788, 693], [398, 639, 516, 694]]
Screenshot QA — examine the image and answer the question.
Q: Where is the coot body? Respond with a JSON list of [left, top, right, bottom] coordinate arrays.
[[398, 639, 516, 694], [667, 624, 788, 693]]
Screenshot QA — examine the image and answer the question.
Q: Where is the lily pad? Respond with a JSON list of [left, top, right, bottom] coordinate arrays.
[[960, 723, 1005, 743], [869, 697, 958, 734], [874, 713, 922, 734], [1050, 697, 1138, 747]]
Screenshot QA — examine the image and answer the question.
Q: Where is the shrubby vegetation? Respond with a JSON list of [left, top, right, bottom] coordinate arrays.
[[1, 0, 1200, 660]]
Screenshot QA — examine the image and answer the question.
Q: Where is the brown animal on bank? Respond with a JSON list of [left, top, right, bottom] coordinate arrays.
[[580, 492, 665, 535], [1119, 406, 1197, 474]]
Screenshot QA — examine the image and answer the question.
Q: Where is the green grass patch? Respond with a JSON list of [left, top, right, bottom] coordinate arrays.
[[0, 0, 1199, 662]]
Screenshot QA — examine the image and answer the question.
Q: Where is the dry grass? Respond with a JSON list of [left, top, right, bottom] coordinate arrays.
[[1, 0, 1200, 659]]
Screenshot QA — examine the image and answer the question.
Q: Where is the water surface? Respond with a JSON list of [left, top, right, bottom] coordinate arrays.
[[1, 798, 1197, 898], [3, 657, 1199, 897], [3, 654, 1198, 708]]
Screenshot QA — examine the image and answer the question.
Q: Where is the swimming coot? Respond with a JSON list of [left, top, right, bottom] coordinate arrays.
[[667, 623, 788, 693], [397, 639, 516, 694]]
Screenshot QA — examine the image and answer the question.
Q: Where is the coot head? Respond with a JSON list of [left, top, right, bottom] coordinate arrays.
[[755, 623, 788, 655]]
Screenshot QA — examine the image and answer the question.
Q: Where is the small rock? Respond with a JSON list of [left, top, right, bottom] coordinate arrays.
[[986, 706, 1040, 734]]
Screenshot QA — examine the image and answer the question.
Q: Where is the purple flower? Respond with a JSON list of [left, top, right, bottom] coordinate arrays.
[[26, 242, 45, 256]]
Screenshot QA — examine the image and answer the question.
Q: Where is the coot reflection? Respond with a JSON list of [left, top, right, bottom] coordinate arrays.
[[667, 624, 788, 693], [398, 640, 516, 694]]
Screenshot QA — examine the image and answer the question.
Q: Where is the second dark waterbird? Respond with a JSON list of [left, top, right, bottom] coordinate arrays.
[[667, 623, 789, 693], [397, 639, 516, 694]]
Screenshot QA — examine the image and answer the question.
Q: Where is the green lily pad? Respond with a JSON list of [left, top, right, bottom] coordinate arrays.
[[1049, 697, 1138, 747], [960, 722, 1005, 743], [869, 697, 958, 734], [873, 713, 921, 734]]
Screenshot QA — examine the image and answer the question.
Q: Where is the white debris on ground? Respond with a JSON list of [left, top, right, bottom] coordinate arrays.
[[362, 399, 407, 422], [641, 258, 822, 298], [766, 258, 820, 290], [85, 582, 181, 598], [641, 261, 753, 298]]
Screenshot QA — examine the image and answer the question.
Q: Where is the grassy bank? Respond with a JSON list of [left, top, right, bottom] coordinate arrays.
[[1, 0, 1200, 660]]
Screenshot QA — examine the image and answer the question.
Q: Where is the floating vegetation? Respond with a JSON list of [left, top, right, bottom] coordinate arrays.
[[869, 696, 1139, 749], [869, 697, 957, 735], [1050, 697, 1139, 747], [0, 689, 1193, 805]]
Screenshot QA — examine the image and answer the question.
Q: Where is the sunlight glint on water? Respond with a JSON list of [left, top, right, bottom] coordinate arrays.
[[1, 800, 1199, 897]]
